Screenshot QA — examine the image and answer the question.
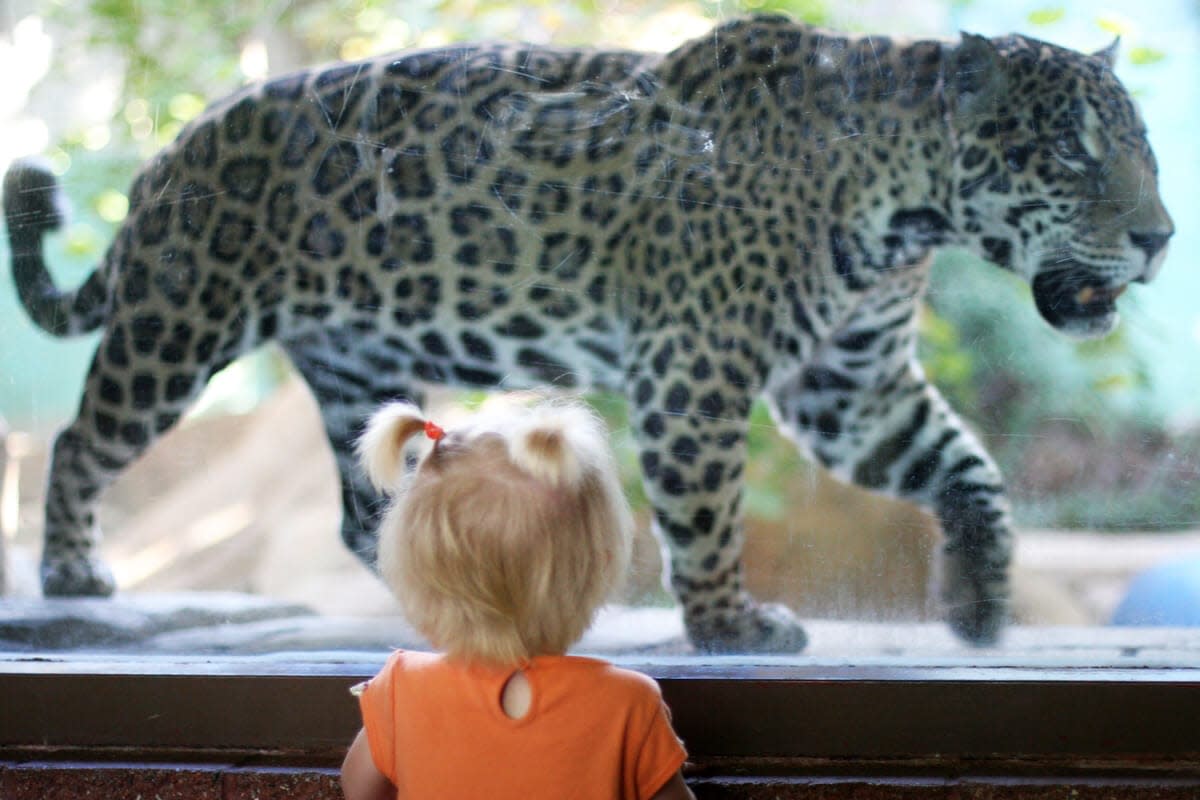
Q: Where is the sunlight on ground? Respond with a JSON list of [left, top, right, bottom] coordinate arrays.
[[112, 502, 255, 588]]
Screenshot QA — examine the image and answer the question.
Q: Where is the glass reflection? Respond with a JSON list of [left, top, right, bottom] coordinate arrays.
[[1, 0, 1197, 663]]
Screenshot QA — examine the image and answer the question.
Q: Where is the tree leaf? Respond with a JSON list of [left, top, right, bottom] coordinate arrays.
[[1027, 7, 1065, 26], [1096, 14, 1132, 36], [1129, 46, 1166, 66]]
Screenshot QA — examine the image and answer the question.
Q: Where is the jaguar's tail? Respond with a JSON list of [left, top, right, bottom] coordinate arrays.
[[3, 158, 109, 337]]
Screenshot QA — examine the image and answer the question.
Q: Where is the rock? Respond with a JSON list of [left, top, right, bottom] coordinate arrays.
[[0, 591, 313, 650], [146, 614, 426, 654]]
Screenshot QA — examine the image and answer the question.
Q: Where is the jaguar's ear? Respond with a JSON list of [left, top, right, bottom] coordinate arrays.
[[1093, 36, 1120, 69], [946, 32, 1007, 118]]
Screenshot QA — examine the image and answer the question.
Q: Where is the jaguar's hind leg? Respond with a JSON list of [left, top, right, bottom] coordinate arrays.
[[288, 342, 423, 569], [40, 338, 216, 596]]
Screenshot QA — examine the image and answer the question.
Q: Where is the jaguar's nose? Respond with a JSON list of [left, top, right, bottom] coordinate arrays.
[[1129, 229, 1172, 261], [1130, 227, 1174, 283]]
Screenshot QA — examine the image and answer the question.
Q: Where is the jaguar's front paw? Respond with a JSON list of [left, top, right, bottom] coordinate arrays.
[[686, 601, 808, 654], [947, 595, 1007, 646], [941, 555, 1009, 646], [41, 556, 117, 597]]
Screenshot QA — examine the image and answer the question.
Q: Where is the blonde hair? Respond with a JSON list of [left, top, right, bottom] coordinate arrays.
[[358, 400, 633, 667]]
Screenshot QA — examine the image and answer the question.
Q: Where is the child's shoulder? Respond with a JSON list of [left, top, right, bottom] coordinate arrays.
[[375, 648, 440, 673], [550, 656, 663, 699], [389, 648, 443, 667], [369, 649, 446, 687]]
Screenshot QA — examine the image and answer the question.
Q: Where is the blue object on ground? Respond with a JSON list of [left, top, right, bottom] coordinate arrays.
[[1111, 552, 1200, 626]]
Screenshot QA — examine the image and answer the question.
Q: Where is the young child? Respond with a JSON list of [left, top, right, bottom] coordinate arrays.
[[341, 400, 694, 800]]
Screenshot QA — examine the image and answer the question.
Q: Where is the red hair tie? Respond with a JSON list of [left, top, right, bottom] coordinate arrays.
[[424, 420, 445, 442]]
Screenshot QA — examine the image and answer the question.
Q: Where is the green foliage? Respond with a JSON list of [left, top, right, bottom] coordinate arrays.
[[925, 251, 1156, 433], [718, 0, 829, 25], [77, 0, 252, 98], [581, 392, 648, 511], [1128, 46, 1167, 66], [921, 250, 1193, 530], [1027, 7, 1066, 26], [743, 401, 810, 519], [917, 308, 976, 412], [1023, 482, 1200, 532]]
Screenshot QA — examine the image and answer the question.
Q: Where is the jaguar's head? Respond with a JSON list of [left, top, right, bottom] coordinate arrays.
[[945, 32, 1174, 339]]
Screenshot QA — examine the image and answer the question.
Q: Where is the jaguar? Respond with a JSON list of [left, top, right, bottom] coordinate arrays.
[[3, 15, 1172, 652]]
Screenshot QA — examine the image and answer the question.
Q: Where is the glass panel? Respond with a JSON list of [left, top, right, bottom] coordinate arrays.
[[1, 0, 1197, 668]]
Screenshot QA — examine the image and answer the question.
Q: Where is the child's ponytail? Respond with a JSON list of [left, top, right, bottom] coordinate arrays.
[[358, 401, 428, 491], [508, 405, 602, 490]]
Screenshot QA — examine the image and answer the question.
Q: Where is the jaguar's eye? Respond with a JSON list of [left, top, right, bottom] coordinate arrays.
[[1052, 131, 1093, 175], [1055, 131, 1086, 159]]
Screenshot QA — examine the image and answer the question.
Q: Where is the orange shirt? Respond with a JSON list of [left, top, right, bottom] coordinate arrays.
[[359, 650, 687, 800]]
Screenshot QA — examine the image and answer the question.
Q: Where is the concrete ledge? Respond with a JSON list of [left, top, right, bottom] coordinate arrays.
[[4, 759, 1200, 800], [3, 591, 1200, 666], [0, 762, 339, 800]]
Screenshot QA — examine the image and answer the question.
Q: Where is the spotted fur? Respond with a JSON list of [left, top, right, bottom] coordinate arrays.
[[3, 16, 1172, 651]]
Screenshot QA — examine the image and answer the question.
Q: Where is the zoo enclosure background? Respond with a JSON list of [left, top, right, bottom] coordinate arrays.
[[0, 0, 1198, 619]]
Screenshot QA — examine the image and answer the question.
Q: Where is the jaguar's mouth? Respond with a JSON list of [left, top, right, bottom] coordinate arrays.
[[1032, 264, 1127, 339], [1070, 283, 1127, 310]]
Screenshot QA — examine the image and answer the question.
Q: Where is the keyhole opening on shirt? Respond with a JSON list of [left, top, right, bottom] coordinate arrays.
[[501, 670, 532, 720]]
